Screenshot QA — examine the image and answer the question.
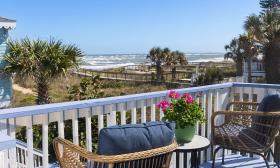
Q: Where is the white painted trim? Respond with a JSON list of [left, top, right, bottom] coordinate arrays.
[[0, 22, 16, 29]]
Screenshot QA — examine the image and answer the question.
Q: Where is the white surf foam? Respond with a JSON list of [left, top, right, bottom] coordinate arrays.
[[80, 63, 136, 70]]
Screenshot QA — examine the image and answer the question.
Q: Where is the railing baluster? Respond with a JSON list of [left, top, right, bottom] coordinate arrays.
[[159, 97, 164, 120], [121, 110, 126, 125], [58, 111, 65, 138], [86, 108, 92, 152], [42, 114, 48, 168], [98, 114, 104, 133], [0, 119, 8, 168], [131, 101, 137, 124], [72, 110, 79, 145], [240, 87, 244, 102], [141, 100, 146, 123], [150, 98, 156, 121], [120, 102, 127, 125], [20, 148, 25, 167], [106, 104, 116, 127], [249, 87, 254, 102], [206, 91, 213, 161], [8, 118, 16, 168], [200, 93, 207, 164], [26, 117, 34, 168]]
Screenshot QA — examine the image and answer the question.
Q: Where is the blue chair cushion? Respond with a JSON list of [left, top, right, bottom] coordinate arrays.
[[257, 94, 280, 112], [248, 94, 280, 145], [96, 121, 175, 155]]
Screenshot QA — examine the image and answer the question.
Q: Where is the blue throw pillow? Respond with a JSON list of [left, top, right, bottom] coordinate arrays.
[[97, 121, 175, 155]]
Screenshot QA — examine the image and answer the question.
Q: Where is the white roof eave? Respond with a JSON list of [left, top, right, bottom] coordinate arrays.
[[0, 22, 16, 29]]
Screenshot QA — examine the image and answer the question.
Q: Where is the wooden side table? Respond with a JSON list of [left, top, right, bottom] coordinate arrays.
[[175, 135, 210, 168]]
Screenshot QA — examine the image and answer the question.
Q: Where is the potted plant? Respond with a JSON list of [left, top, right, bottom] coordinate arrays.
[[157, 90, 205, 143]]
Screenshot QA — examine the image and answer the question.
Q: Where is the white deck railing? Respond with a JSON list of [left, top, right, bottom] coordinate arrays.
[[0, 82, 280, 168]]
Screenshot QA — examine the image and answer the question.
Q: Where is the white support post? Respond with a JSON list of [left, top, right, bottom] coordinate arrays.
[[72, 110, 79, 145], [42, 114, 49, 168], [86, 109, 92, 152], [151, 98, 156, 121], [58, 111, 65, 138], [26, 117, 34, 168]]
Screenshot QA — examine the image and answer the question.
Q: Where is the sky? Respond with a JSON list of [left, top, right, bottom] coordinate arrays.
[[1, 0, 260, 54]]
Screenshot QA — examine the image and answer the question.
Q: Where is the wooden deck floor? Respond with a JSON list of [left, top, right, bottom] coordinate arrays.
[[201, 154, 276, 168]]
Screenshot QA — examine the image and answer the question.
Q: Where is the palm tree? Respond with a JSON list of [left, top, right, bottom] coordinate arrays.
[[260, 0, 280, 12], [147, 47, 165, 82], [244, 9, 280, 83], [166, 51, 187, 80], [238, 34, 259, 83], [3, 38, 82, 104], [261, 10, 280, 83], [147, 47, 187, 82], [224, 38, 244, 76]]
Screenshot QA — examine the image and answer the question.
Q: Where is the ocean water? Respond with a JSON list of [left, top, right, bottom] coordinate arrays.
[[80, 53, 225, 70]]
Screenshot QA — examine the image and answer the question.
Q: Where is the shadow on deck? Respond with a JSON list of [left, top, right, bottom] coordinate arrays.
[[201, 154, 276, 168]]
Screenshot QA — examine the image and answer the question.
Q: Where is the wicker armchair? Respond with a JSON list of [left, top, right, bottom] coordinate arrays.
[[211, 101, 280, 168], [53, 137, 177, 168]]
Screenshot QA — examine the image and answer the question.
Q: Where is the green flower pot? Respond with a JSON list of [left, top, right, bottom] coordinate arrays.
[[175, 125, 196, 143]]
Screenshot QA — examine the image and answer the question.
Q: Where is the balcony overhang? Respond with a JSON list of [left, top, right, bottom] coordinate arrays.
[[0, 17, 16, 29]]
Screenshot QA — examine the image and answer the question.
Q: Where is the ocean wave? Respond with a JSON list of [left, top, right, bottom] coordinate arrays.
[[80, 53, 226, 70], [80, 63, 136, 70], [189, 57, 225, 63]]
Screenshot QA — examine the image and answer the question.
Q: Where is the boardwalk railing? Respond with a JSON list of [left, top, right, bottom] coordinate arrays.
[[77, 69, 190, 83], [0, 82, 280, 167]]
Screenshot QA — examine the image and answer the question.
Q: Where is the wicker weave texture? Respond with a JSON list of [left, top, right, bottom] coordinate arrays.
[[53, 137, 177, 168], [212, 102, 280, 153]]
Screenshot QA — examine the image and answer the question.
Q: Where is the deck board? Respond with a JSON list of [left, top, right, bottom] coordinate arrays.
[[200, 154, 276, 168]]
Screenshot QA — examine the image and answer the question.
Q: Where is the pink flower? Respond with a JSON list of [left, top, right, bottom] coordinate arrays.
[[157, 100, 171, 111], [182, 93, 193, 104], [168, 90, 180, 99]]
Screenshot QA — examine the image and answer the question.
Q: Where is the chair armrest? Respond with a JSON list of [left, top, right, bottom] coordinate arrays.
[[54, 137, 177, 164]]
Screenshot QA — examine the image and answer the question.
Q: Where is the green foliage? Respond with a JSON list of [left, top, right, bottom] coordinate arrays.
[[260, 0, 280, 11], [3, 38, 83, 104], [101, 81, 127, 89], [19, 95, 36, 105], [194, 67, 224, 86], [161, 92, 205, 128], [67, 75, 104, 101]]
